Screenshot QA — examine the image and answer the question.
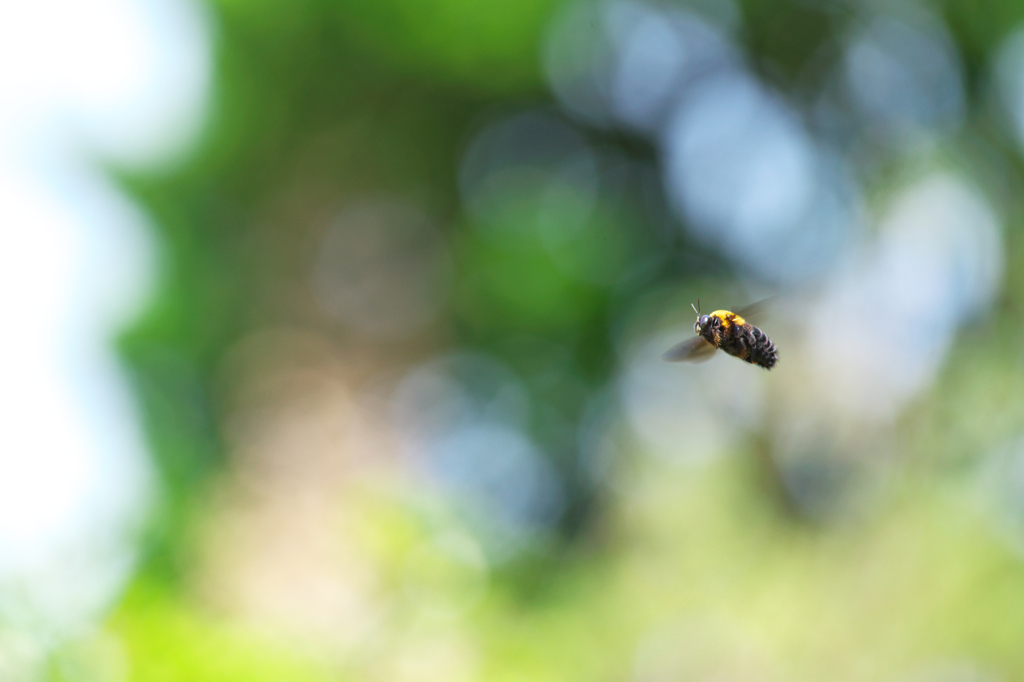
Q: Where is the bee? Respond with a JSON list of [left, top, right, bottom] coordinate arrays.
[[662, 298, 779, 369]]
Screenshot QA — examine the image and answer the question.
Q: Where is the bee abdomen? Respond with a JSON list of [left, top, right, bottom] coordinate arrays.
[[720, 324, 777, 369], [748, 325, 778, 370]]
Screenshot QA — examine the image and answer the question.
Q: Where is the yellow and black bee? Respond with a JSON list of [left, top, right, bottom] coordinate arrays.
[[662, 299, 778, 369]]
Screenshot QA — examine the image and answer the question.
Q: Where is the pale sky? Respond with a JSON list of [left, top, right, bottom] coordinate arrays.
[[0, 0, 212, 653]]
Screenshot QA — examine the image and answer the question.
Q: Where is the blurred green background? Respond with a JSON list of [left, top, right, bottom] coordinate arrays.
[[28, 0, 1024, 679]]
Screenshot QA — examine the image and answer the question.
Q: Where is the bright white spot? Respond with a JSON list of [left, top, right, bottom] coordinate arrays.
[[607, 3, 688, 130], [668, 73, 813, 237], [0, 0, 212, 166], [0, 0, 211, 671], [547, 0, 848, 283], [0, 162, 157, 636], [663, 72, 855, 282], [544, 0, 736, 132], [608, 3, 736, 133], [808, 173, 1002, 418]]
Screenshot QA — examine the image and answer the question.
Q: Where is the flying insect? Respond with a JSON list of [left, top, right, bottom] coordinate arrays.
[[662, 298, 779, 370]]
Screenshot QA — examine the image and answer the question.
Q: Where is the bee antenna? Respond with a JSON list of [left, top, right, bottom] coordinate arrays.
[[691, 302, 699, 316]]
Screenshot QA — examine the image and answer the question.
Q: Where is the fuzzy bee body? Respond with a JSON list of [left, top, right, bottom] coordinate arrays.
[[699, 311, 778, 369], [662, 300, 779, 370]]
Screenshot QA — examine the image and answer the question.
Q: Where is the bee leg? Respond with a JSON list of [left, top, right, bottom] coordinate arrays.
[[737, 330, 753, 361]]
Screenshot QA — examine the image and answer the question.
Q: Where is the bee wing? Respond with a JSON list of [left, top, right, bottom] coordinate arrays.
[[733, 295, 777, 325], [662, 336, 717, 363]]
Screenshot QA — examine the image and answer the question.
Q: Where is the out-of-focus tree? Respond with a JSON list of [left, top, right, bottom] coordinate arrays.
[[80, 0, 1024, 679]]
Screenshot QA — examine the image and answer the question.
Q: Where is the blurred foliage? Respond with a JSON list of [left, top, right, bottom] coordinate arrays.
[[118, 0, 534, 570], [83, 458, 1024, 680], [117, 0, 684, 578], [104, 585, 336, 682], [101, 0, 1024, 679]]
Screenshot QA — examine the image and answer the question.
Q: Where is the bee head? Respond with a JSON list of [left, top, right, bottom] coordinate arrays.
[[692, 301, 710, 334]]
